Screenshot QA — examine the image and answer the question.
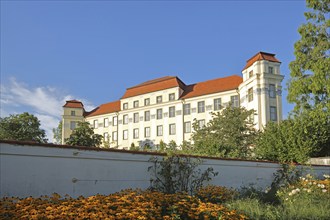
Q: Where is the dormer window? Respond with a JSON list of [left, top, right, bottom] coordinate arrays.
[[249, 70, 253, 78], [123, 103, 128, 110], [268, 66, 274, 74]]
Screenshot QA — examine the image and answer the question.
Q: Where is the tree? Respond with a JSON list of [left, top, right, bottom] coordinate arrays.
[[65, 122, 102, 147], [191, 107, 258, 159], [256, 111, 330, 163], [0, 112, 47, 143], [288, 0, 329, 113], [52, 121, 62, 144]]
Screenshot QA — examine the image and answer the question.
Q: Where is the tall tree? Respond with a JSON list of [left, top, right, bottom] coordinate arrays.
[[0, 112, 47, 143], [65, 122, 102, 147], [191, 107, 258, 159], [52, 121, 62, 144], [288, 0, 329, 112]]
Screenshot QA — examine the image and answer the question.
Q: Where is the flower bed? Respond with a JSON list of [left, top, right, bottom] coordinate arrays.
[[0, 189, 247, 220]]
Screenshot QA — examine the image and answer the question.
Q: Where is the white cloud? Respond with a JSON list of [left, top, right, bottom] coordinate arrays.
[[1, 78, 95, 142]]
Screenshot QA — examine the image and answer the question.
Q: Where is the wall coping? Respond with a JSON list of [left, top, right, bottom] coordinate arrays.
[[1, 139, 329, 167]]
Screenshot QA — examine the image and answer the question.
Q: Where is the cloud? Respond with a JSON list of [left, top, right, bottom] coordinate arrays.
[[1, 78, 95, 142]]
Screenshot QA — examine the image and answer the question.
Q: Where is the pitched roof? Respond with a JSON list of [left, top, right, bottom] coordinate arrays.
[[243, 52, 281, 70], [63, 100, 84, 108], [85, 100, 120, 117], [121, 76, 186, 99], [180, 75, 242, 99]]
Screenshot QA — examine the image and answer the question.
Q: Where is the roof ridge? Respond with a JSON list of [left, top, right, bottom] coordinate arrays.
[[188, 75, 241, 86]]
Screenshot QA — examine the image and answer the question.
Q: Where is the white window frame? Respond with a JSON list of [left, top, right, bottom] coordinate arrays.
[[183, 104, 191, 115], [123, 130, 128, 140], [156, 96, 162, 104], [94, 120, 98, 129], [144, 98, 150, 106], [70, 121, 76, 130], [169, 106, 175, 118], [144, 111, 150, 121], [268, 66, 274, 74], [112, 131, 117, 141], [248, 88, 253, 102], [157, 109, 163, 119], [113, 116, 118, 126], [198, 101, 205, 113], [123, 114, 128, 124], [169, 93, 175, 101], [123, 103, 128, 110], [270, 106, 277, 121], [198, 119, 205, 129], [184, 121, 191, 133], [231, 95, 239, 107], [145, 127, 150, 138], [269, 84, 276, 98], [157, 125, 163, 136], [169, 124, 176, 135], [133, 128, 139, 139], [134, 113, 139, 123], [104, 118, 109, 127], [214, 98, 221, 111]]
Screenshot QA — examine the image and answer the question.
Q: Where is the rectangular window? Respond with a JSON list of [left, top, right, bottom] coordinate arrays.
[[268, 66, 274, 74], [156, 95, 162, 104], [169, 124, 176, 135], [133, 128, 139, 139], [123, 130, 128, 140], [157, 109, 163, 119], [123, 103, 128, 110], [249, 70, 253, 78], [169, 106, 175, 118], [123, 114, 128, 124], [70, 121, 76, 130], [248, 88, 253, 102], [269, 84, 276, 98], [270, 106, 277, 121], [169, 93, 175, 101], [134, 113, 139, 123], [93, 120, 98, 129], [198, 120, 205, 129], [104, 132, 109, 141], [133, 101, 139, 108], [112, 131, 117, 141], [145, 127, 150, 138], [71, 111, 75, 116], [104, 118, 109, 127], [183, 104, 191, 115], [144, 111, 150, 121], [214, 98, 222, 110], [184, 121, 191, 133], [198, 101, 205, 113], [157, 125, 163, 136], [113, 116, 118, 126], [144, 98, 150, 106], [231, 95, 239, 107]]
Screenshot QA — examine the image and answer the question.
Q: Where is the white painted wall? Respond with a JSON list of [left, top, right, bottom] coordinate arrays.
[[1, 141, 329, 198]]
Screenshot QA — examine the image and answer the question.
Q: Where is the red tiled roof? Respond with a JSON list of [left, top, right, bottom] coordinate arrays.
[[180, 75, 242, 99], [85, 100, 120, 117], [121, 76, 186, 99], [63, 100, 84, 108], [243, 52, 281, 70]]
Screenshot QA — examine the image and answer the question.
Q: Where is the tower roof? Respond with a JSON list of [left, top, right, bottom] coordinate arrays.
[[243, 52, 281, 70], [63, 100, 84, 108]]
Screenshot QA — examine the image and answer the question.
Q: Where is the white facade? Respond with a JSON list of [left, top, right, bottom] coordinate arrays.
[[62, 52, 284, 149]]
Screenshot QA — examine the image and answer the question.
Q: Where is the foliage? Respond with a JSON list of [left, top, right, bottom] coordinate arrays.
[[52, 121, 62, 144], [288, 0, 330, 113], [227, 173, 330, 220], [148, 155, 218, 195], [65, 122, 102, 147], [0, 189, 248, 220], [195, 185, 238, 204], [256, 111, 330, 163], [191, 107, 258, 159], [0, 112, 47, 143]]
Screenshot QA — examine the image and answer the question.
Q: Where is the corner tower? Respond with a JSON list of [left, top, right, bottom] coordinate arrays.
[[238, 52, 284, 130], [62, 100, 85, 144]]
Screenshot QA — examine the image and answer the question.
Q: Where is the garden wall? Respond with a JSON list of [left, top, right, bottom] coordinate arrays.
[[1, 140, 329, 198]]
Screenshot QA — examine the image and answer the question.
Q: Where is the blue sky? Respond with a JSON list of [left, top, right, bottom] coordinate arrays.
[[1, 0, 307, 141]]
